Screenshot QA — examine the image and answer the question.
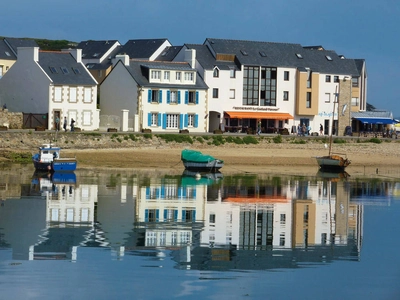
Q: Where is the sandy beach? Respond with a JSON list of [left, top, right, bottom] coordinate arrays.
[[63, 141, 400, 177]]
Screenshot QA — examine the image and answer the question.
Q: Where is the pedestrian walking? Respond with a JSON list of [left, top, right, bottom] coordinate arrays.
[[70, 118, 75, 132], [63, 117, 67, 132]]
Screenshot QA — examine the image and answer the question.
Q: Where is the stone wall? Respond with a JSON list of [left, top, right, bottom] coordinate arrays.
[[0, 109, 23, 129]]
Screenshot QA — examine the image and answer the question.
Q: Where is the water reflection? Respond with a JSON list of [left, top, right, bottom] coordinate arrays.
[[0, 169, 399, 272]]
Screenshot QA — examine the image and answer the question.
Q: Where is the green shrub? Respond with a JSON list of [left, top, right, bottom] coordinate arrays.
[[212, 135, 225, 145], [157, 134, 193, 144], [333, 138, 346, 144], [116, 137, 122, 143], [129, 134, 137, 141], [368, 137, 382, 144], [291, 139, 307, 144], [196, 136, 204, 143], [143, 133, 152, 139], [123, 135, 129, 140], [111, 133, 118, 139], [273, 135, 282, 143], [242, 136, 258, 144]]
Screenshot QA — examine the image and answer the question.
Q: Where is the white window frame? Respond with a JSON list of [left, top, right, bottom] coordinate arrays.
[[164, 71, 170, 81], [230, 68, 236, 78], [170, 91, 178, 103], [188, 114, 194, 127], [69, 87, 77, 103], [176, 72, 181, 81], [151, 70, 161, 80], [283, 91, 289, 101], [54, 86, 62, 102], [212, 88, 219, 98], [151, 113, 158, 126], [229, 89, 235, 99], [166, 114, 179, 129], [184, 72, 194, 82], [83, 110, 92, 126], [325, 93, 331, 103], [83, 87, 92, 103]]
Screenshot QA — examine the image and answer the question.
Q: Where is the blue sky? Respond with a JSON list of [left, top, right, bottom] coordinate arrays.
[[2, 0, 399, 117]]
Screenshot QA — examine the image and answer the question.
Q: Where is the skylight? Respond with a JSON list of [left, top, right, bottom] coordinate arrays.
[[259, 51, 267, 57], [49, 66, 58, 74], [296, 53, 303, 59], [5, 51, 11, 56], [240, 50, 248, 56], [72, 67, 81, 74], [326, 55, 333, 61], [93, 53, 100, 58], [61, 67, 69, 74]]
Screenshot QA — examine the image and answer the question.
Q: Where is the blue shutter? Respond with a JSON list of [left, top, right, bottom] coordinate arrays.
[[185, 91, 189, 104], [179, 114, 184, 130], [182, 210, 186, 221], [145, 209, 149, 222], [158, 113, 162, 126], [156, 209, 160, 222], [184, 114, 188, 127], [193, 189, 197, 198], [194, 114, 198, 128], [178, 91, 181, 104], [146, 187, 150, 199], [178, 187, 182, 198], [148, 113, 151, 127], [161, 186, 165, 199], [148, 90, 152, 103], [167, 90, 171, 104], [159, 90, 162, 103], [174, 210, 178, 221], [163, 113, 167, 129], [196, 91, 199, 104], [183, 188, 187, 198], [193, 210, 196, 221], [164, 209, 167, 220]]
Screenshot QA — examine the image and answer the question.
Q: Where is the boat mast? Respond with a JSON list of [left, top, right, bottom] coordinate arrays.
[[329, 86, 338, 156]]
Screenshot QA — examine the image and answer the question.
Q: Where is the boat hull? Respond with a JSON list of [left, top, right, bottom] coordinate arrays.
[[182, 160, 224, 172], [316, 155, 350, 171], [33, 158, 77, 172]]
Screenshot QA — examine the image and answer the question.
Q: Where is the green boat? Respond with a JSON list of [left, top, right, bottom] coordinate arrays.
[[181, 149, 224, 172]]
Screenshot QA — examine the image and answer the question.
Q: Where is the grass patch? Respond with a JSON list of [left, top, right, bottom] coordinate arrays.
[[290, 139, 307, 144], [4, 152, 32, 163], [272, 135, 282, 143], [367, 137, 382, 144], [129, 134, 137, 141], [333, 138, 346, 144], [157, 134, 193, 144], [84, 132, 102, 137], [242, 136, 259, 144]]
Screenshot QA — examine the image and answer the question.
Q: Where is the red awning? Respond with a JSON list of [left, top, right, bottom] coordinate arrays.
[[225, 111, 294, 120]]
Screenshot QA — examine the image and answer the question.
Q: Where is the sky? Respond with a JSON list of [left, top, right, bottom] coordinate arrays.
[[2, 0, 399, 117]]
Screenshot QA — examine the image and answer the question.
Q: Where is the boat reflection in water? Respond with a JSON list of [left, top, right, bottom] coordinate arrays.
[[2, 170, 391, 270]]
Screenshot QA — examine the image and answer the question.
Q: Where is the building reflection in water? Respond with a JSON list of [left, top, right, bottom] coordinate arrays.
[[1, 169, 398, 270]]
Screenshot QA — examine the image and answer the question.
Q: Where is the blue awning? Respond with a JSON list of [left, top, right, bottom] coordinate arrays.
[[354, 117, 395, 124]]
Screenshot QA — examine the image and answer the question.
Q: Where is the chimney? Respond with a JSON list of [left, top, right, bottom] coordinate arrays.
[[112, 54, 130, 66], [64, 48, 82, 63], [184, 49, 196, 68], [17, 47, 39, 62]]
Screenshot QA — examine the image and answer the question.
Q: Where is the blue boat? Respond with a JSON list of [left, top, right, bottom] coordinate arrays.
[[32, 143, 77, 172]]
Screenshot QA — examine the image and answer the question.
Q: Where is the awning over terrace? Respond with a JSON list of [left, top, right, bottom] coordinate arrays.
[[225, 111, 293, 120], [353, 117, 396, 124]]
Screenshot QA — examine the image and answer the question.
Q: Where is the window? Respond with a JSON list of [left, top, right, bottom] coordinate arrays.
[[83, 111, 91, 125], [351, 97, 359, 106], [188, 114, 195, 127], [280, 214, 286, 224], [188, 91, 196, 104], [49, 66, 58, 74], [284, 71, 289, 81], [325, 75, 331, 82], [151, 70, 161, 79], [81, 208, 89, 222], [240, 50, 248, 56], [69, 87, 77, 102], [259, 66, 277, 106], [306, 69, 312, 88], [213, 68, 219, 77], [164, 71, 170, 80], [84, 87, 91, 103], [61, 67, 69, 74], [283, 91, 289, 101], [170, 91, 178, 104], [98, 70, 102, 77], [176, 72, 181, 81], [54, 87, 62, 102], [334, 76, 339, 83], [280, 234, 285, 246], [5, 51, 10, 57], [352, 77, 359, 87], [184, 72, 194, 81], [306, 92, 311, 108], [151, 90, 160, 103], [230, 68, 236, 78], [72, 67, 81, 74], [296, 53, 303, 59], [212, 88, 219, 98], [150, 113, 158, 126], [326, 55, 332, 61], [324, 93, 331, 103], [67, 209, 74, 222], [209, 213, 216, 223], [259, 51, 267, 57], [229, 89, 235, 99], [166, 114, 179, 128]]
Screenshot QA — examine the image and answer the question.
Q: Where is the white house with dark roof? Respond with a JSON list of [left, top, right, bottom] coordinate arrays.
[[0, 47, 99, 131], [117, 39, 172, 60], [175, 38, 367, 136], [99, 50, 208, 133]]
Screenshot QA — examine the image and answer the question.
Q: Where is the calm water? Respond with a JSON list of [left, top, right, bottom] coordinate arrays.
[[0, 166, 399, 300]]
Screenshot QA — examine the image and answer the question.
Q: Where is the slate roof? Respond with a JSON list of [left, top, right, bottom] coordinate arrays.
[[155, 46, 182, 61], [76, 40, 120, 60], [123, 60, 208, 89], [38, 51, 97, 85], [184, 44, 240, 71], [4, 37, 38, 56], [85, 46, 122, 70], [0, 39, 16, 60], [204, 38, 362, 77], [118, 39, 170, 59]]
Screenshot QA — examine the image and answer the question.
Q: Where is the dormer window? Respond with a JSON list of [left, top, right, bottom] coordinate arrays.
[[151, 70, 161, 80], [213, 68, 219, 78], [184, 72, 194, 82], [164, 71, 170, 80]]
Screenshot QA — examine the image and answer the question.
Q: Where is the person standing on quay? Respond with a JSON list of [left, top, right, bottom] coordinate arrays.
[[70, 118, 75, 132], [319, 124, 323, 136], [63, 117, 67, 132]]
